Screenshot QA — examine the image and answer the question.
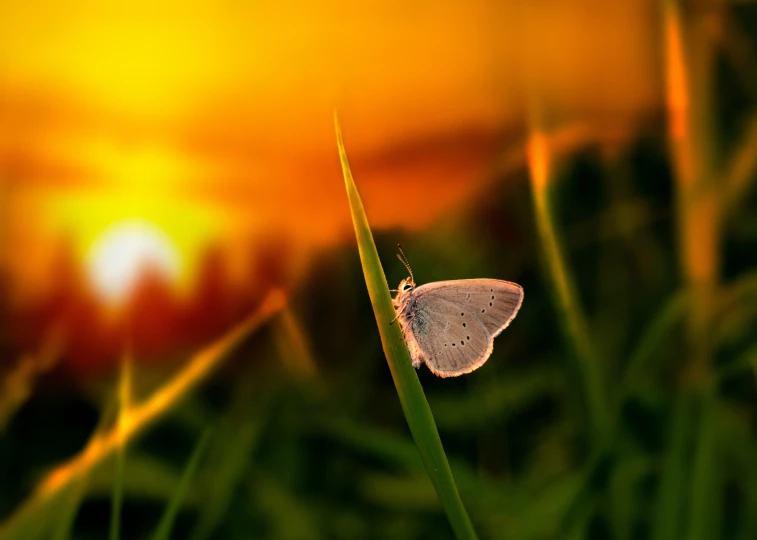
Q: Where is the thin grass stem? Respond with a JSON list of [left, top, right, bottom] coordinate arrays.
[[526, 127, 610, 442]]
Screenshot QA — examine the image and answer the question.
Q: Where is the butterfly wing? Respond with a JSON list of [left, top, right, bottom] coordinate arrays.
[[408, 279, 523, 377]]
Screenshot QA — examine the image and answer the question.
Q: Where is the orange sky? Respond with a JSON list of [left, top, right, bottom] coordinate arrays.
[[0, 0, 659, 306]]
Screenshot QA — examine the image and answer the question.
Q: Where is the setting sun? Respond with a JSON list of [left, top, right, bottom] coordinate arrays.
[[87, 220, 182, 304]]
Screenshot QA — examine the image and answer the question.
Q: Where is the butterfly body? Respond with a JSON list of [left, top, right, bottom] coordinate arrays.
[[393, 277, 524, 377]]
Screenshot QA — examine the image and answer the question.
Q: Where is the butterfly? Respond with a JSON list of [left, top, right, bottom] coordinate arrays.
[[391, 246, 524, 377]]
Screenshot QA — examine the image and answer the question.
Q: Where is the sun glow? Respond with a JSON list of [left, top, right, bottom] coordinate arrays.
[[87, 220, 182, 304]]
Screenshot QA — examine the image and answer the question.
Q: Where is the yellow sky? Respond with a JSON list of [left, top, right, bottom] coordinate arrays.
[[0, 0, 658, 304]]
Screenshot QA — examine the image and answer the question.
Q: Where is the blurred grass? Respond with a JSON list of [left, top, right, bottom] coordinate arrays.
[[188, 377, 266, 540], [526, 125, 610, 443], [0, 324, 64, 433], [151, 427, 213, 540], [621, 291, 687, 396], [661, 4, 722, 540], [320, 416, 591, 539], [0, 292, 284, 540], [335, 113, 478, 540], [51, 398, 117, 540], [110, 352, 131, 540]]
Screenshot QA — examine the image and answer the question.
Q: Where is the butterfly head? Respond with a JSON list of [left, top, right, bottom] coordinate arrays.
[[398, 277, 415, 293], [393, 277, 416, 308]]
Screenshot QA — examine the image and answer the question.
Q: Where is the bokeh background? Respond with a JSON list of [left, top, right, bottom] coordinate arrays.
[[1, 0, 757, 538]]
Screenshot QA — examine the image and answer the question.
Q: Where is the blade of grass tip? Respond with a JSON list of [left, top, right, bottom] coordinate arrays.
[[334, 112, 478, 540], [272, 306, 322, 392], [151, 428, 213, 540], [111, 351, 132, 540], [663, 1, 721, 537]]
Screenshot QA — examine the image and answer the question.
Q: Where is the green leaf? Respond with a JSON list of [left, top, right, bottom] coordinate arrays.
[[151, 428, 213, 540], [335, 112, 478, 540]]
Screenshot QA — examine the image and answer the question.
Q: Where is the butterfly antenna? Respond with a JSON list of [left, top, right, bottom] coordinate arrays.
[[397, 244, 414, 282]]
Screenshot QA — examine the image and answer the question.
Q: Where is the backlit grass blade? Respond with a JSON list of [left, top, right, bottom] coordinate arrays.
[[663, 0, 721, 537], [52, 398, 118, 540], [526, 127, 610, 442], [111, 351, 132, 540], [0, 292, 284, 540], [723, 113, 757, 211], [0, 324, 63, 434], [335, 113, 478, 540], [151, 428, 213, 540]]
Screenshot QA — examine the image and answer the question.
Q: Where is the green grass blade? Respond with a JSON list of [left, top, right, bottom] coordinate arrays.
[[189, 381, 265, 540], [652, 392, 695, 540], [621, 291, 687, 395], [334, 113, 478, 540], [110, 436, 125, 540], [110, 352, 132, 540], [687, 392, 717, 540], [151, 428, 213, 540], [723, 113, 757, 211], [526, 129, 610, 441], [50, 474, 88, 540], [52, 398, 118, 540]]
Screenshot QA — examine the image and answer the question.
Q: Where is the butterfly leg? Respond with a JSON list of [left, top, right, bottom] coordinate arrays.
[[389, 313, 399, 325]]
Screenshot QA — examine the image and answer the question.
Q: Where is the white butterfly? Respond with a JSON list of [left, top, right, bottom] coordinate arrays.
[[392, 247, 524, 377]]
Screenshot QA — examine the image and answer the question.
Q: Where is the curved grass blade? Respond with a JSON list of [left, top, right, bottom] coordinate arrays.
[[151, 428, 213, 540], [334, 113, 478, 540]]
